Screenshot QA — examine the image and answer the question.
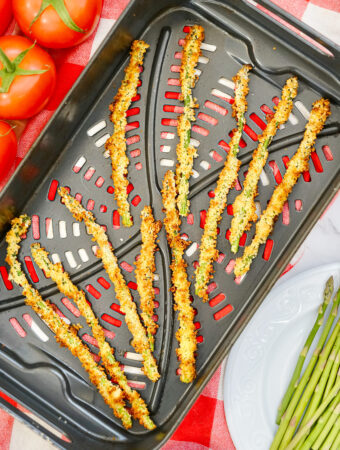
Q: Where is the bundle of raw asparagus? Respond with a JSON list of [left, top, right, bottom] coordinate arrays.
[[271, 276, 340, 450]]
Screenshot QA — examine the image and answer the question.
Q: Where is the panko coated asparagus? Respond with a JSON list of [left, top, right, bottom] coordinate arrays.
[[105, 40, 149, 227], [135, 206, 162, 352], [195, 64, 252, 301], [162, 171, 197, 382], [5, 216, 132, 429], [229, 76, 299, 254], [31, 243, 155, 430], [176, 25, 204, 216], [234, 98, 331, 277], [58, 187, 160, 382]]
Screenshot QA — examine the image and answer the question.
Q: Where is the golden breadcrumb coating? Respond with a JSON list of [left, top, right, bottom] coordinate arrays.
[[176, 25, 205, 216], [234, 98, 331, 276], [31, 243, 155, 430], [195, 65, 252, 301], [58, 187, 160, 382], [105, 40, 149, 227], [162, 171, 197, 383], [5, 216, 131, 429], [135, 206, 162, 352], [230, 76, 299, 254]]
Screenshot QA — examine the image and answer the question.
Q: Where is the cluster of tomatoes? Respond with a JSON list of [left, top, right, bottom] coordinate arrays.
[[0, 0, 102, 184]]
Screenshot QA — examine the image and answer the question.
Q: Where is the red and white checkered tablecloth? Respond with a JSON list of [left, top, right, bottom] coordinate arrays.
[[0, 0, 339, 449]]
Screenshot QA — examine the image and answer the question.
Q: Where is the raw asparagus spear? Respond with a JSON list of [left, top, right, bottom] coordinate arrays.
[[270, 288, 340, 449], [276, 276, 334, 424], [284, 376, 340, 450], [314, 405, 340, 449], [299, 391, 340, 450]]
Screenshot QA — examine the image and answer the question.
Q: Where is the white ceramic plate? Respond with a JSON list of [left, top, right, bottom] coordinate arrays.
[[224, 263, 340, 450]]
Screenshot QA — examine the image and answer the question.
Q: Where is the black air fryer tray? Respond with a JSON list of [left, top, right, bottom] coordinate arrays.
[[0, 0, 339, 448]]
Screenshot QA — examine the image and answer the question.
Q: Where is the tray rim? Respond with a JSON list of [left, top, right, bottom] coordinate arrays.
[[0, 0, 339, 448]]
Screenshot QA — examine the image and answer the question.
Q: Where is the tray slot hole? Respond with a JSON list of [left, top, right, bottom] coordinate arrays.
[[135, 162, 143, 170], [160, 158, 174, 167], [127, 380, 146, 390], [126, 107, 140, 117], [214, 304, 233, 320], [126, 121, 139, 132], [111, 303, 125, 315], [126, 135, 140, 146], [295, 100, 310, 120], [72, 156, 86, 173], [107, 186, 114, 194], [120, 261, 133, 273], [45, 218, 53, 239], [187, 213, 194, 225], [9, 318, 26, 337], [102, 313, 122, 327], [303, 169, 311, 182], [163, 104, 184, 114], [260, 168, 270, 186], [219, 139, 230, 152], [269, 160, 283, 184], [160, 145, 171, 153], [61, 297, 80, 317], [249, 112, 267, 131], [225, 259, 235, 274], [227, 204, 233, 215], [0, 266, 13, 290], [200, 160, 211, 170], [51, 253, 61, 264], [161, 131, 175, 140], [95, 176, 105, 188], [23, 314, 49, 341], [86, 199, 95, 211], [82, 333, 98, 347], [295, 199, 303, 211], [47, 179, 59, 201], [243, 124, 258, 141], [209, 293, 226, 307], [87, 120, 106, 137], [165, 91, 180, 100], [322, 145, 333, 161], [78, 248, 89, 263], [112, 210, 120, 229], [59, 221, 67, 238], [86, 284, 101, 299], [282, 201, 290, 225], [262, 239, 274, 260], [130, 148, 141, 158], [84, 167, 96, 181], [24, 257, 39, 283], [95, 134, 110, 148], [207, 282, 217, 294], [168, 78, 180, 86], [218, 77, 235, 91], [131, 195, 141, 206], [311, 150, 323, 173], [72, 222, 80, 237], [198, 112, 218, 126], [65, 251, 77, 269], [186, 242, 198, 257], [211, 88, 234, 105], [204, 100, 228, 116], [162, 118, 178, 127], [217, 253, 225, 264], [127, 281, 137, 290], [97, 277, 110, 289]]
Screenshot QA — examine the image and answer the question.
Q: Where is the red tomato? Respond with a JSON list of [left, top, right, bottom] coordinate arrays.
[[0, 36, 56, 120], [0, 0, 12, 36], [12, 0, 102, 49], [0, 121, 17, 183]]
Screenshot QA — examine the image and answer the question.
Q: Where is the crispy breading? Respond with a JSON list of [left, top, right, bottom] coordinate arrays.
[[229, 76, 299, 254], [195, 65, 252, 301], [135, 206, 162, 352], [176, 25, 205, 216], [58, 187, 160, 382], [234, 98, 331, 276], [31, 243, 155, 430], [105, 40, 149, 227], [162, 171, 197, 383], [5, 216, 132, 430]]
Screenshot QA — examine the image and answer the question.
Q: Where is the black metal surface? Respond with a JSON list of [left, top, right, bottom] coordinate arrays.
[[0, 0, 339, 448]]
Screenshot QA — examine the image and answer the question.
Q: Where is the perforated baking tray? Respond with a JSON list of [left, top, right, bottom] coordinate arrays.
[[0, 0, 339, 448]]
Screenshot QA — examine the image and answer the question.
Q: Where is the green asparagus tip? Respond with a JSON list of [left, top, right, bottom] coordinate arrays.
[[230, 241, 239, 254], [179, 200, 188, 216], [122, 214, 133, 227]]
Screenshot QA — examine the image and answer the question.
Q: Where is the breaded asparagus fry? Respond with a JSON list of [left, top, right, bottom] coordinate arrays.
[[229, 76, 299, 253], [176, 25, 205, 216], [5, 216, 131, 429], [162, 171, 197, 383], [195, 65, 252, 301], [234, 98, 331, 276], [58, 187, 160, 382], [105, 40, 149, 227], [31, 243, 155, 430], [135, 206, 162, 352]]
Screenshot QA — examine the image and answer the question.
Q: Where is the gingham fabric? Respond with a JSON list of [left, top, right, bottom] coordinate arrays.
[[0, 0, 339, 448]]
